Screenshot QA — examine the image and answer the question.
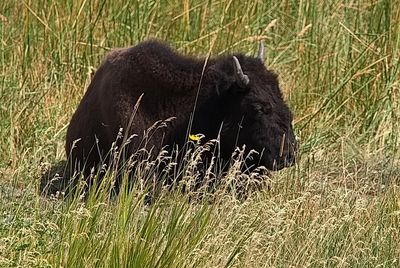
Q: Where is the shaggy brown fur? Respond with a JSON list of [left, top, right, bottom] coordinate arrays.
[[65, 40, 297, 179]]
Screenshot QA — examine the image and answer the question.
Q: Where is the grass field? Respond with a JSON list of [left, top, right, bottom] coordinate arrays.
[[1, 0, 400, 267]]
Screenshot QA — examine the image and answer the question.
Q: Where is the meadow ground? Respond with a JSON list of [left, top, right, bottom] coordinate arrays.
[[1, 1, 400, 267]]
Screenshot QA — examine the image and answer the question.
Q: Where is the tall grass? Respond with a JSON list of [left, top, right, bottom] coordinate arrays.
[[0, 0, 399, 267]]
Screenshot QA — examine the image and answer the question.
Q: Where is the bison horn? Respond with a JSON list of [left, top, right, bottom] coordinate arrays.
[[233, 56, 249, 87], [258, 41, 264, 62]]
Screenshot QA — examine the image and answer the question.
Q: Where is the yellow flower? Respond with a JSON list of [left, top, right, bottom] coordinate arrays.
[[188, 133, 204, 142]]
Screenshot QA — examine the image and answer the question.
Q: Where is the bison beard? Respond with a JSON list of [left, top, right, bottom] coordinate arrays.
[[65, 40, 297, 192]]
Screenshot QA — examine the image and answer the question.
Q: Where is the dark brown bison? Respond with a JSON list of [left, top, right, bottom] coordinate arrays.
[[65, 40, 297, 180]]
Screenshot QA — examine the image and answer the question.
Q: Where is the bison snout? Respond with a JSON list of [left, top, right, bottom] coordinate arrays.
[[274, 138, 297, 170], [273, 152, 296, 170]]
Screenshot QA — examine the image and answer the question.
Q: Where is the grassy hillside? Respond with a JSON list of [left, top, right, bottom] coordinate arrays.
[[1, 0, 399, 267]]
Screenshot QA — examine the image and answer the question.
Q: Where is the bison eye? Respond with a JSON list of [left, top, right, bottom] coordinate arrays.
[[255, 107, 263, 114], [254, 104, 271, 115]]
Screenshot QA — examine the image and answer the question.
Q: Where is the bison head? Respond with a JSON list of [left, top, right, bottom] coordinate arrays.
[[209, 42, 297, 171]]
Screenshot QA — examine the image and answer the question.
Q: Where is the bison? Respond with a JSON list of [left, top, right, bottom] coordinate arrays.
[[65, 40, 297, 184]]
